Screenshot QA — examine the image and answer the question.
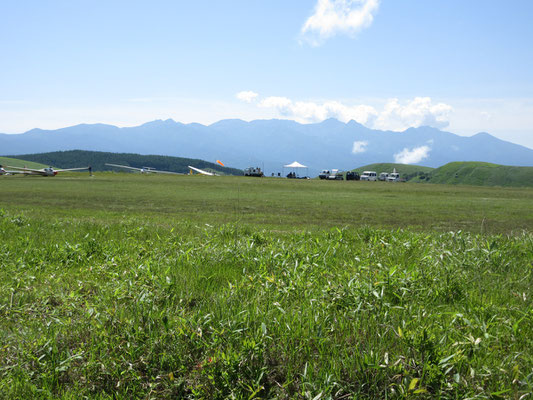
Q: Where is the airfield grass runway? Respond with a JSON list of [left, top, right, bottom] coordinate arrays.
[[0, 173, 532, 398], [0, 172, 532, 233]]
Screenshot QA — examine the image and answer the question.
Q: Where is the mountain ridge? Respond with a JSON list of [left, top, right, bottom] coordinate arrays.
[[1, 119, 531, 175]]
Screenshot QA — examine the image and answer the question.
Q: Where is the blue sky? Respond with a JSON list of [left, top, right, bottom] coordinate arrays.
[[1, 0, 532, 148]]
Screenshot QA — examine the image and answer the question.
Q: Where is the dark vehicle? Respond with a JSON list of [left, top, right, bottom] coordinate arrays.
[[346, 171, 360, 181]]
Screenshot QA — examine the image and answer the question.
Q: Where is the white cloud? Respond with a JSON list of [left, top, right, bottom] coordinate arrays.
[[352, 140, 368, 154], [260, 96, 292, 109], [301, 0, 380, 45], [258, 96, 378, 125], [394, 145, 431, 164], [236, 91, 259, 103], [240, 91, 453, 131], [373, 97, 453, 131]]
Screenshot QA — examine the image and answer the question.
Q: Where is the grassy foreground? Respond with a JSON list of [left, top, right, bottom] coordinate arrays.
[[0, 175, 532, 398]]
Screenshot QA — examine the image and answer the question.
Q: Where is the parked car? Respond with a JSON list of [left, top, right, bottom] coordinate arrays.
[[378, 172, 389, 181], [360, 171, 377, 181], [345, 171, 360, 181], [387, 172, 400, 182]]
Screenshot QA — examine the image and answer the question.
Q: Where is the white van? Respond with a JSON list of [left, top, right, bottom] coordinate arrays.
[[360, 171, 377, 181], [387, 172, 400, 182]]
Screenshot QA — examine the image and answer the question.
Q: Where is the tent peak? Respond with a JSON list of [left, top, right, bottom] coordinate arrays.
[[284, 161, 307, 168]]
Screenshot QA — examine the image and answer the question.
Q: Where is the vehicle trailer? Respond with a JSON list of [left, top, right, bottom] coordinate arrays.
[[327, 169, 344, 180], [244, 167, 264, 177], [319, 170, 330, 179]]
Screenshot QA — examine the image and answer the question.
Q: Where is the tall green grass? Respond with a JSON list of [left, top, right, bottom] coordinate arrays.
[[0, 209, 531, 399]]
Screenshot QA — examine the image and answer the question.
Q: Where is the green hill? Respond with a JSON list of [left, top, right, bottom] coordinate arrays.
[[0, 156, 48, 170], [411, 161, 533, 187], [353, 163, 434, 180], [6, 150, 243, 176]]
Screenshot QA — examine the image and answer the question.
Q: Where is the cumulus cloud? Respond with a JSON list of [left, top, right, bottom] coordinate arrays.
[[394, 145, 431, 164], [373, 97, 453, 131], [236, 91, 259, 103], [238, 91, 453, 131], [301, 0, 380, 45], [259, 96, 378, 125], [352, 140, 368, 154], [260, 96, 292, 110]]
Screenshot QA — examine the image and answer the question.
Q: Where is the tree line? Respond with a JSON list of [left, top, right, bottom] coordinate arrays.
[[10, 150, 243, 175]]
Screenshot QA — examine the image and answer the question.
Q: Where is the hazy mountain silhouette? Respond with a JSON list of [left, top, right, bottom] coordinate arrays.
[[1, 118, 532, 175]]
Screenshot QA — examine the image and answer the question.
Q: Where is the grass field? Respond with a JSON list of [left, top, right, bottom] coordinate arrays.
[[0, 173, 532, 399], [410, 162, 533, 188], [0, 156, 48, 170], [1, 173, 532, 233]]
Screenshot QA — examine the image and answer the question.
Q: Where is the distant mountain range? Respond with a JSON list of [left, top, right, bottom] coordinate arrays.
[[1, 118, 532, 175]]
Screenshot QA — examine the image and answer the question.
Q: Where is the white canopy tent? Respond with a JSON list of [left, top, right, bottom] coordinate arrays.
[[284, 161, 307, 168], [283, 161, 308, 178]]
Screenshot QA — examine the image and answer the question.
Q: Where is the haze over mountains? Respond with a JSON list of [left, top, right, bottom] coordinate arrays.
[[1, 118, 532, 175]]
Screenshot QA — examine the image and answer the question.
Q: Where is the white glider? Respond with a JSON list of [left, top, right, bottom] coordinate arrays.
[[105, 163, 183, 175], [188, 166, 216, 176]]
